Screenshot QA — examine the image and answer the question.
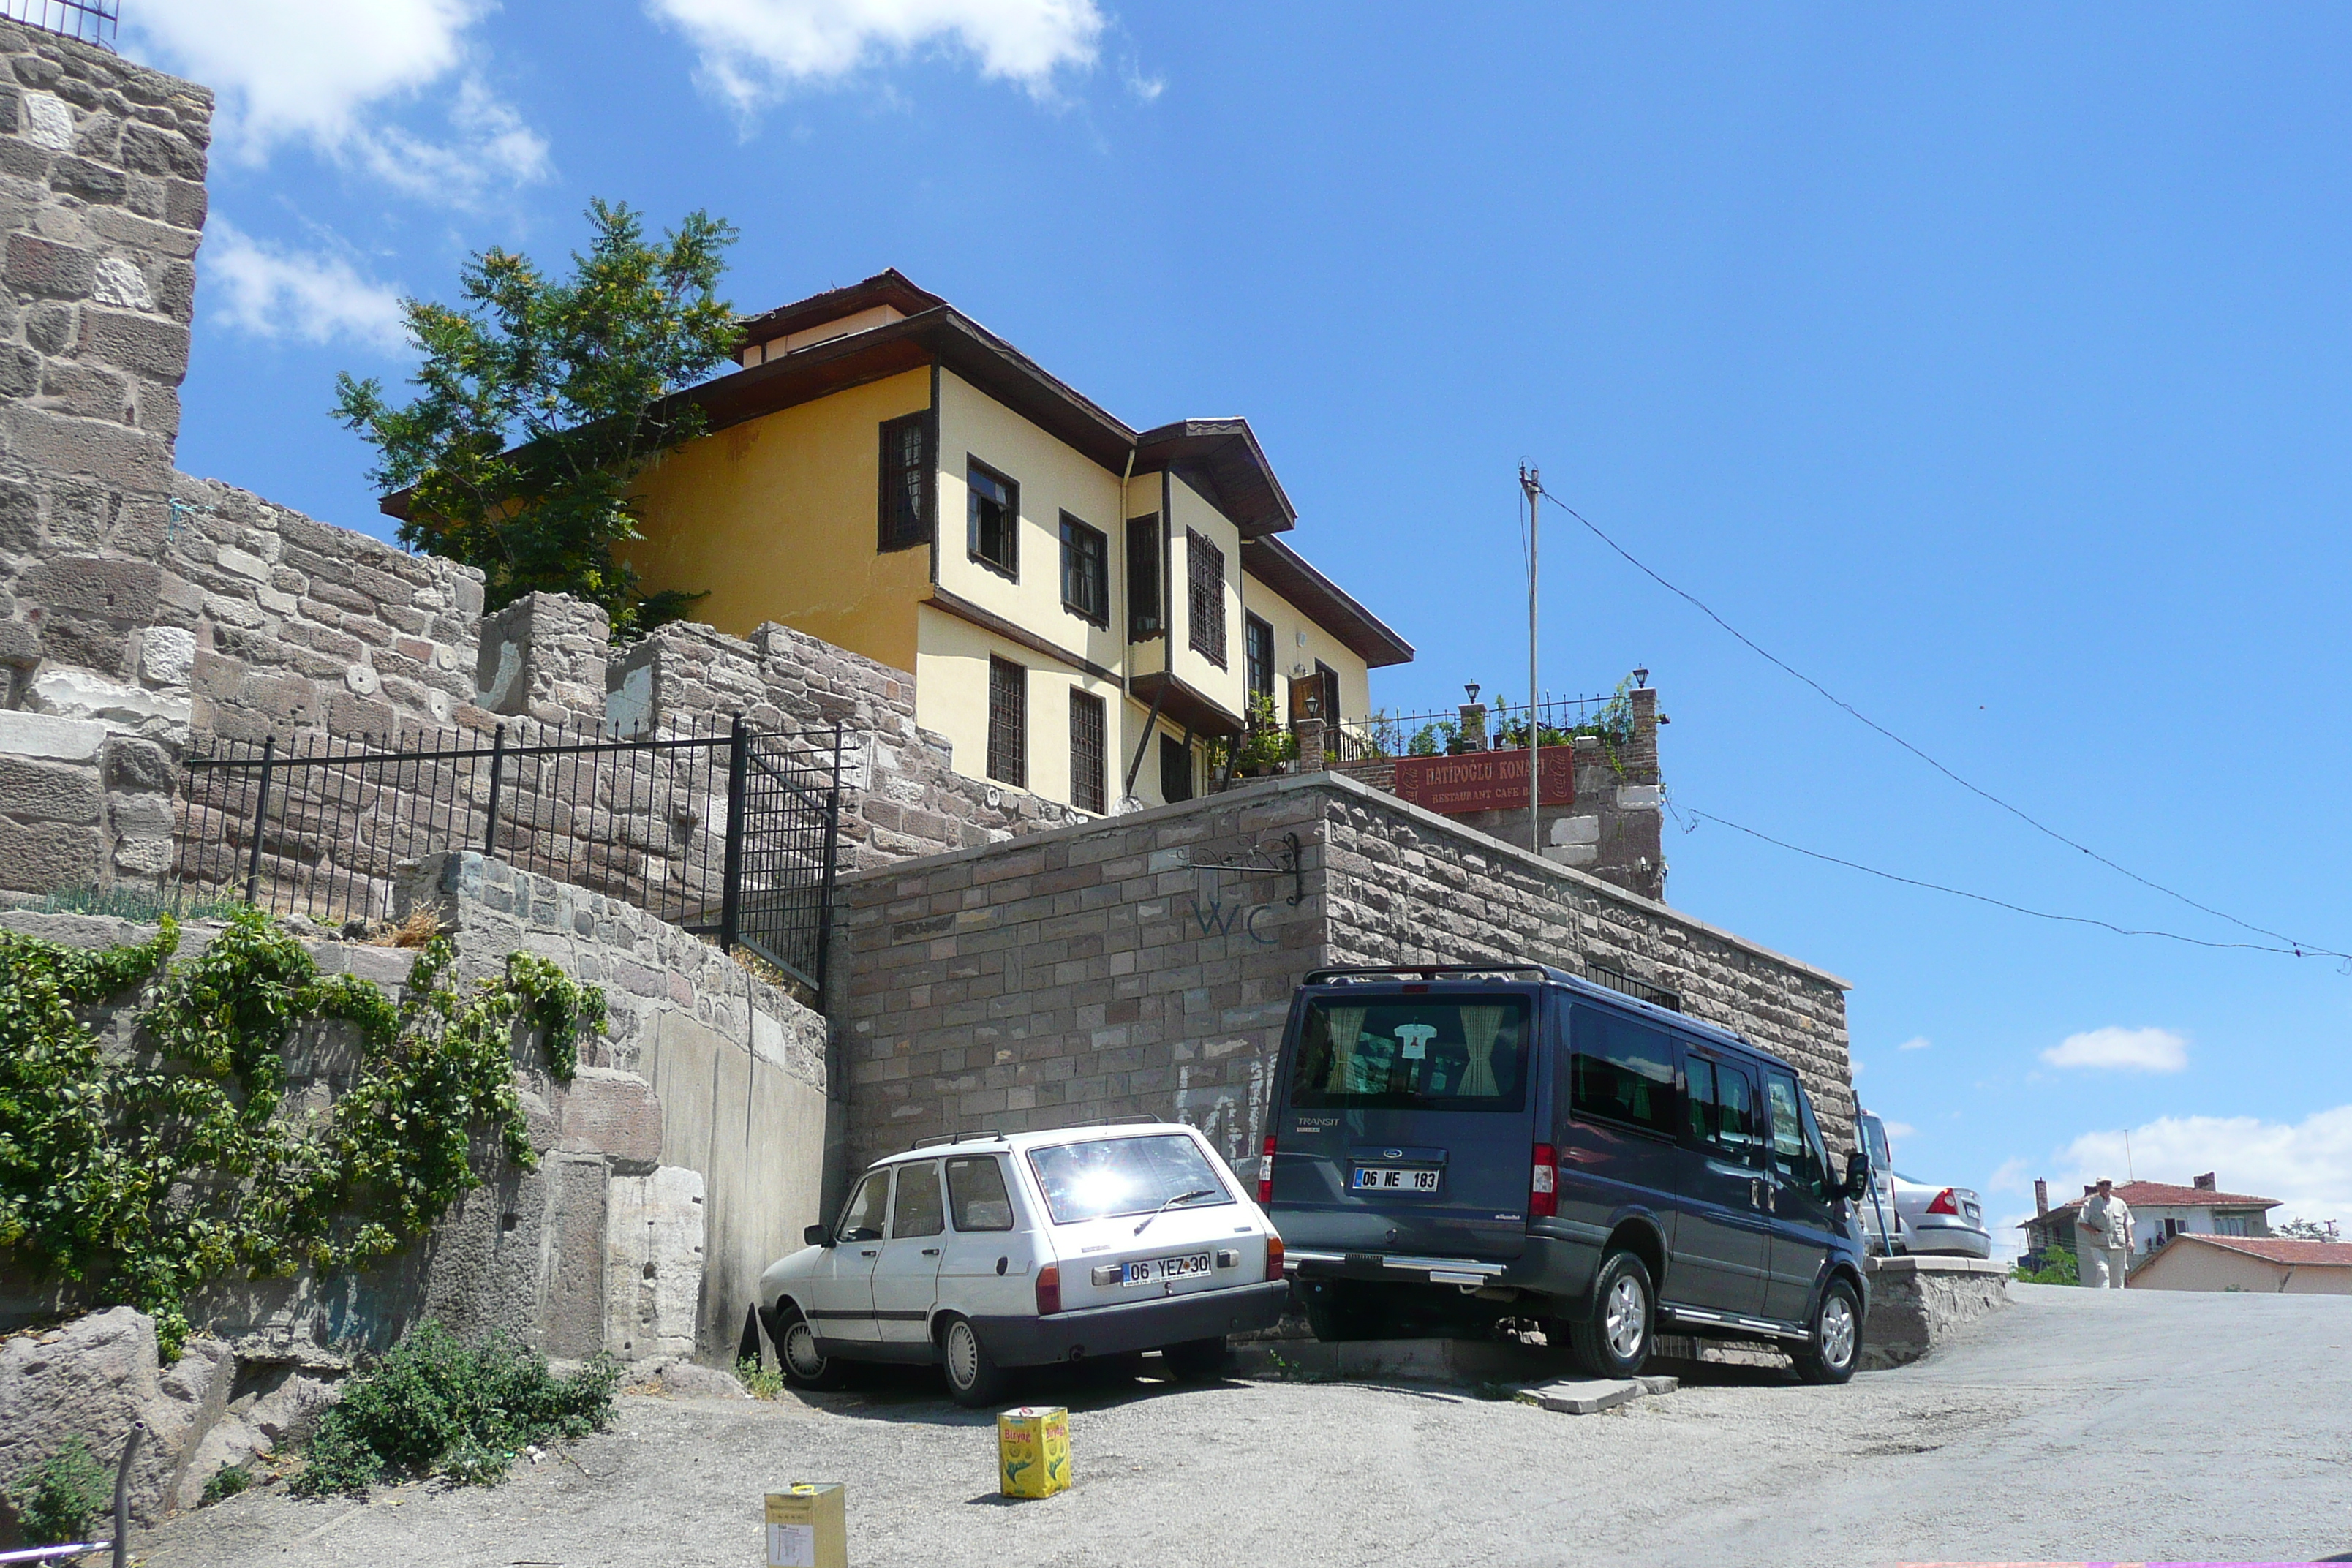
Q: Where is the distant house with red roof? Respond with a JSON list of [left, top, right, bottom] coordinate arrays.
[[2019, 1173, 2280, 1265], [2127, 1234, 2352, 1293]]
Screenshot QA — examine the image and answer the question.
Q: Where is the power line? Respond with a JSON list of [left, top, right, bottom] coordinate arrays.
[[1684, 805, 2334, 961], [1536, 484, 2348, 962]]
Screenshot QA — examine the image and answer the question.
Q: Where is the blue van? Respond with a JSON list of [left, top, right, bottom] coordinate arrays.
[[1259, 963, 1872, 1384]]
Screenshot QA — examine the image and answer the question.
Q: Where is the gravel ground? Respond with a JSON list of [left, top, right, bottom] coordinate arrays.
[[141, 1284, 2352, 1567]]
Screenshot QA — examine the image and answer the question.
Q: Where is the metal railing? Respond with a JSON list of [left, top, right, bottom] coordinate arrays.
[[1585, 962, 1682, 1012], [1336, 692, 1629, 761], [173, 717, 843, 995], [0, 0, 117, 48]]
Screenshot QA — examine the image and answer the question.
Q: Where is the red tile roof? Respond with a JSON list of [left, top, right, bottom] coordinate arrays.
[[2171, 1235, 2352, 1267], [2015, 1180, 2280, 1226]]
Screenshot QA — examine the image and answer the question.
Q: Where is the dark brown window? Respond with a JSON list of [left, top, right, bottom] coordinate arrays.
[[878, 411, 931, 551], [1068, 689, 1107, 814], [1060, 513, 1108, 626], [968, 460, 1017, 577], [1159, 733, 1193, 804], [1245, 614, 1275, 706], [1315, 660, 1341, 725], [1187, 529, 1226, 667], [1126, 514, 1162, 641], [987, 656, 1026, 787]]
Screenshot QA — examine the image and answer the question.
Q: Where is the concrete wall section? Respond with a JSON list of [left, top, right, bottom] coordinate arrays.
[[829, 770, 1855, 1186]]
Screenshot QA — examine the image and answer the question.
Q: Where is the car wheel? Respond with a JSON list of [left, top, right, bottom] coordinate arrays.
[[772, 1305, 850, 1391], [1567, 1250, 1654, 1379], [1793, 1276, 1862, 1385], [1300, 1280, 1383, 1342], [1161, 1337, 1231, 1383], [940, 1315, 1011, 1409]]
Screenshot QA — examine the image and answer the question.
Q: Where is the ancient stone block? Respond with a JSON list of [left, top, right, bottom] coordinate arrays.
[[558, 1068, 664, 1174], [0, 813, 104, 891], [0, 752, 99, 822], [3, 230, 88, 298], [77, 306, 189, 380]]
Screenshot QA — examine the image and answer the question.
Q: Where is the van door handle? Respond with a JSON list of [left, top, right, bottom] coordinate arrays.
[[1750, 1179, 1763, 1208], [859, 1248, 879, 1257], [921, 1248, 941, 1256]]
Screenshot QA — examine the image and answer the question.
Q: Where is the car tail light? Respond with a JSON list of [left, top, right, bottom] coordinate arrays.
[[1263, 1234, 1285, 1282], [1529, 1143, 1558, 1219], [1926, 1188, 1959, 1216], [1036, 1262, 1061, 1315], [1256, 1133, 1278, 1205]]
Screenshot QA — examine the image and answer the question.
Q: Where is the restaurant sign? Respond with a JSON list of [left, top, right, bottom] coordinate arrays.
[[1391, 746, 1575, 815]]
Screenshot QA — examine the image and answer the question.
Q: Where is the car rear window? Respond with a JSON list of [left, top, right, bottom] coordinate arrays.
[[1287, 997, 1531, 1112], [1025, 1134, 1234, 1226], [946, 1156, 1015, 1232]]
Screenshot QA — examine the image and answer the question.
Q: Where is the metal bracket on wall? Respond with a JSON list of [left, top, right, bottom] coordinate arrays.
[[1192, 830, 1305, 907]]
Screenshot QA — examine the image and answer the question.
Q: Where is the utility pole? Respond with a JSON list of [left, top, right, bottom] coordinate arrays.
[[1520, 462, 1540, 853]]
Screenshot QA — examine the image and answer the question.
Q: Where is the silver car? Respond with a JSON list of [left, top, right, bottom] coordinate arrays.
[[1852, 1111, 1990, 1258]]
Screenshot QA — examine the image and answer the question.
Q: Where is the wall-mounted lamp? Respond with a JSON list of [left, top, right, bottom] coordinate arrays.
[[1463, 682, 1480, 704], [1632, 667, 1650, 689]]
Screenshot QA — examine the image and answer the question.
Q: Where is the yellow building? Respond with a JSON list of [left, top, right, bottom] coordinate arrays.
[[617, 270, 1413, 813]]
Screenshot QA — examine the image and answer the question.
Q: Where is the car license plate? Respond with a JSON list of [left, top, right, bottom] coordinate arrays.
[[1123, 1252, 1213, 1286], [1352, 1166, 1440, 1194]]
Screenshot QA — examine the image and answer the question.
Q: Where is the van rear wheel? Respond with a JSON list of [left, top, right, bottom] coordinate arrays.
[[1300, 1280, 1383, 1342], [1567, 1250, 1654, 1379]]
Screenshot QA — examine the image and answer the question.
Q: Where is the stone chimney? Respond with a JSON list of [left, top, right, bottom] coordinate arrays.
[[2035, 1179, 2048, 1216], [2193, 1172, 2217, 1191]]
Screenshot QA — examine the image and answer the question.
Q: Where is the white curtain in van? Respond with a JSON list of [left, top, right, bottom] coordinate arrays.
[[1325, 1008, 1368, 1093], [1458, 1007, 1508, 1097]]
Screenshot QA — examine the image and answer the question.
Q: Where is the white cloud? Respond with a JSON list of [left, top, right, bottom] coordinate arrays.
[[126, 0, 546, 202], [1880, 1121, 1918, 1142], [203, 220, 408, 353], [2041, 1025, 2187, 1074], [1897, 1036, 1931, 1052], [2051, 1107, 2352, 1231], [646, 0, 1104, 110], [1986, 1156, 2032, 1194]]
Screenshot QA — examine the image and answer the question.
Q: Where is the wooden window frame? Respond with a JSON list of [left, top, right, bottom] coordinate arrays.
[[1059, 513, 1109, 627], [987, 655, 1027, 787], [1186, 528, 1226, 668], [1245, 614, 1275, 706], [967, 457, 1019, 580], [1158, 732, 1194, 804], [1126, 514, 1162, 641], [876, 410, 933, 552], [1068, 687, 1107, 815]]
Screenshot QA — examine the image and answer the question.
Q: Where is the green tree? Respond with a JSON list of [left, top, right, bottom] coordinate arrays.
[[335, 200, 740, 641]]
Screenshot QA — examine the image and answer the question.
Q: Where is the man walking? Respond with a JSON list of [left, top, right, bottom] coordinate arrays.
[[2074, 1178, 2134, 1289]]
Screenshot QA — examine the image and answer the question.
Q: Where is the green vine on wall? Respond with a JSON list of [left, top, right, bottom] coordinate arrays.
[[0, 908, 607, 1358]]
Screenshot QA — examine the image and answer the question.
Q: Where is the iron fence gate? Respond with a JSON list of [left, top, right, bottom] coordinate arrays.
[[173, 717, 843, 995]]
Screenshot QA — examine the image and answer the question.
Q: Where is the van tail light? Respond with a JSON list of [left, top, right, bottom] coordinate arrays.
[[1529, 1143, 1558, 1219], [1036, 1262, 1061, 1315], [1263, 1234, 1285, 1283], [1256, 1134, 1278, 1205], [1926, 1188, 1959, 1216]]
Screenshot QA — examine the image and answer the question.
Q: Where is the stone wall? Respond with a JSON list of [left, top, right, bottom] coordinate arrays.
[[829, 769, 1853, 1182], [0, 851, 832, 1367]]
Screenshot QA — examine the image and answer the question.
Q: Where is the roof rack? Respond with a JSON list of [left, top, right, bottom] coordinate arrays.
[[1055, 1116, 1169, 1130], [909, 1129, 1006, 1150], [1303, 963, 1578, 986]]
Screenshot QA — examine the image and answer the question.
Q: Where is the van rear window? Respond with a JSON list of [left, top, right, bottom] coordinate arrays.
[[1288, 998, 1531, 1112]]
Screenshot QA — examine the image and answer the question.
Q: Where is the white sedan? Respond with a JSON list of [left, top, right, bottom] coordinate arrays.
[[758, 1122, 1290, 1406]]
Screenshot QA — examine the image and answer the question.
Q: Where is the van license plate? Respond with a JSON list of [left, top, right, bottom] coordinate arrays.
[[1123, 1253, 1213, 1286], [1352, 1166, 1440, 1193]]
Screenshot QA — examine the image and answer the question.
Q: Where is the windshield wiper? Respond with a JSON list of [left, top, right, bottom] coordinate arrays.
[[1134, 1187, 1218, 1237]]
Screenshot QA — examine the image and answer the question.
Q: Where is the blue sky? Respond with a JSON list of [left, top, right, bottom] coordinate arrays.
[[129, 2, 2352, 1245]]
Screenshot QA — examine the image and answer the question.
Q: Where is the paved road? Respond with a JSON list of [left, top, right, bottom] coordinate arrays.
[[144, 1285, 2352, 1567]]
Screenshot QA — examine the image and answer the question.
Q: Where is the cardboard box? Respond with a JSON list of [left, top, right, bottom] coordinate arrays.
[[997, 1406, 1071, 1499], [765, 1483, 847, 1568]]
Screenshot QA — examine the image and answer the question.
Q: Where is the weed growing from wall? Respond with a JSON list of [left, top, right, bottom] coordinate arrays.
[[0, 909, 607, 1358], [5, 1436, 110, 1547]]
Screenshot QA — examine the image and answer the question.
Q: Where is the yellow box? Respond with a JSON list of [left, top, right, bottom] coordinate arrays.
[[997, 1406, 1071, 1499], [764, 1483, 847, 1568]]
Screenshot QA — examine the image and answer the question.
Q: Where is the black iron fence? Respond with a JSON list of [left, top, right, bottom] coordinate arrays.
[[1, 0, 117, 48], [173, 717, 843, 994]]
